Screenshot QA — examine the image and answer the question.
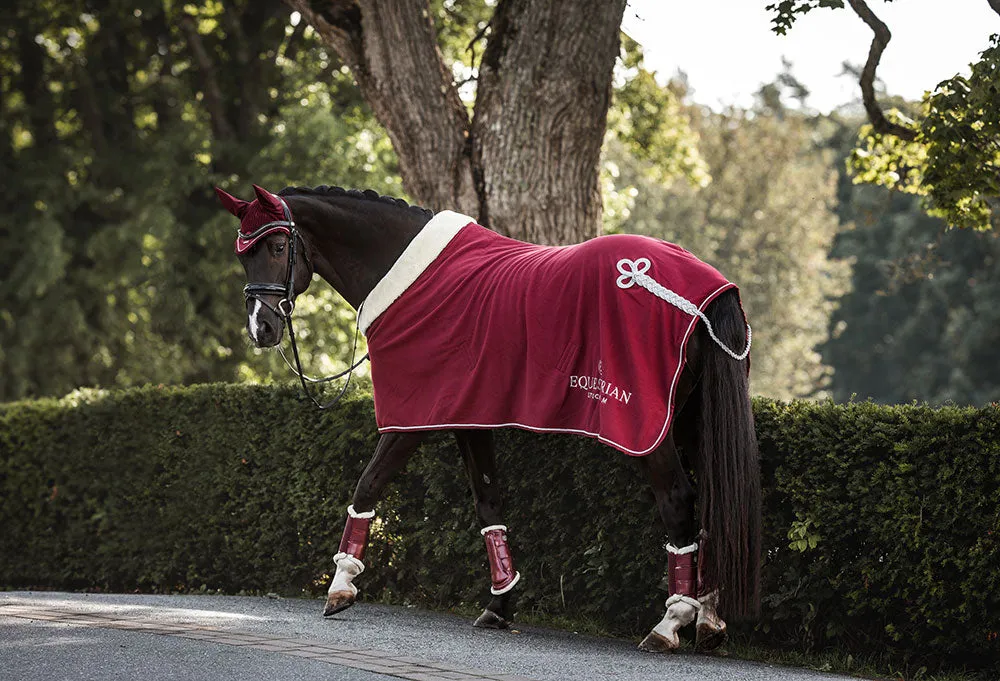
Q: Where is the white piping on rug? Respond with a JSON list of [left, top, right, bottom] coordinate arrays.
[[358, 210, 474, 335], [615, 258, 752, 361]]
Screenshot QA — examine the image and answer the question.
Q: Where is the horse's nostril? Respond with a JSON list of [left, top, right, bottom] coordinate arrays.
[[260, 319, 273, 337]]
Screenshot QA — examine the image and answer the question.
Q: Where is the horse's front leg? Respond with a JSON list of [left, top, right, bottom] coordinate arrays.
[[455, 429, 519, 629], [324, 431, 425, 617]]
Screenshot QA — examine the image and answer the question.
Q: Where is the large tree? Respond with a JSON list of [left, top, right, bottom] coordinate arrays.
[[285, 0, 628, 244]]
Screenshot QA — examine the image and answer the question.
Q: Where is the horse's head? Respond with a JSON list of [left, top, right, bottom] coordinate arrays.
[[215, 184, 313, 347]]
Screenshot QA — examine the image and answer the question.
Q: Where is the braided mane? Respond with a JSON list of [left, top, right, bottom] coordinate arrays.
[[279, 185, 434, 220]]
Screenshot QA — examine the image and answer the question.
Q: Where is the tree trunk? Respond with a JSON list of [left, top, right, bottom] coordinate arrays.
[[285, 0, 627, 244]]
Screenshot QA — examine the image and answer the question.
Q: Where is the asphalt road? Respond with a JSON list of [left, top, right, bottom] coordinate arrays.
[[0, 591, 854, 681]]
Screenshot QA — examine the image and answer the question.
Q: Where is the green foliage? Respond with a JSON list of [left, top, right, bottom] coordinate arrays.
[[819, 109, 1000, 406], [755, 398, 1000, 673], [850, 35, 1000, 230], [765, 1, 848, 35], [2, 384, 998, 675], [606, 37, 708, 190], [0, 383, 380, 594], [0, 0, 400, 401], [822, 195, 1000, 405]]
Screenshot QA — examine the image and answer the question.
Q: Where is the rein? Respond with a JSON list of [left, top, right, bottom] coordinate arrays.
[[242, 196, 369, 410]]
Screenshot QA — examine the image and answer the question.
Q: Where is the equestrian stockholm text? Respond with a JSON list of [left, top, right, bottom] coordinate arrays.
[[568, 375, 633, 405]]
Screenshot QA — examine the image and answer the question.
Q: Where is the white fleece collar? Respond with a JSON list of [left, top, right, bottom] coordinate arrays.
[[358, 210, 474, 335]]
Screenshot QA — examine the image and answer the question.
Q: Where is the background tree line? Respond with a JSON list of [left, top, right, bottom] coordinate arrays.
[[1, 0, 997, 406]]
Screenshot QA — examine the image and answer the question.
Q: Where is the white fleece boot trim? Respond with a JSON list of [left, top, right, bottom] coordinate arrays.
[[347, 505, 375, 519], [328, 552, 365, 597], [665, 542, 699, 555], [489, 571, 521, 595], [480, 524, 508, 535], [665, 594, 701, 610]]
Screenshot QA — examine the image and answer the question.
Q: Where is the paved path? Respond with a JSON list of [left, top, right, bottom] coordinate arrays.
[[1, 592, 852, 681]]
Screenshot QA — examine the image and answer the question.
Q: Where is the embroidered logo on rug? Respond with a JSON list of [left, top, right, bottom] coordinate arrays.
[[568, 362, 634, 406]]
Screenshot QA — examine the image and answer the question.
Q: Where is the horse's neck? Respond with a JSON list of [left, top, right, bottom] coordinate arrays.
[[299, 196, 427, 310]]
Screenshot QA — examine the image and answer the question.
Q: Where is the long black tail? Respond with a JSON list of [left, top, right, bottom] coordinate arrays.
[[697, 289, 761, 619]]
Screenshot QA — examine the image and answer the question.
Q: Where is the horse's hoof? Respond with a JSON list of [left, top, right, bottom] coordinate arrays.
[[695, 623, 728, 652], [638, 630, 679, 653], [473, 608, 510, 629], [323, 590, 355, 617]]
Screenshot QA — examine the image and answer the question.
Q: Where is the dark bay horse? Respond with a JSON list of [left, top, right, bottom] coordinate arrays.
[[215, 184, 761, 653]]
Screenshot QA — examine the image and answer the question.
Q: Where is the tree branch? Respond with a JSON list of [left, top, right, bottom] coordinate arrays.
[[178, 15, 235, 140], [283, 0, 365, 82], [846, 0, 918, 141]]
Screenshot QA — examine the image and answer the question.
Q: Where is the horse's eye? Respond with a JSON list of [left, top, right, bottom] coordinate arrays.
[[275, 243, 285, 254]]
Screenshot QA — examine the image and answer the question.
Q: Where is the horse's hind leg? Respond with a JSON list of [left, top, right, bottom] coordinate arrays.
[[636, 432, 701, 652], [455, 429, 519, 629], [324, 431, 425, 617]]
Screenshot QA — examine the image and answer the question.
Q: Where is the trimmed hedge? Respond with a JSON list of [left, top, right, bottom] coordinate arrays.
[[1, 384, 998, 673]]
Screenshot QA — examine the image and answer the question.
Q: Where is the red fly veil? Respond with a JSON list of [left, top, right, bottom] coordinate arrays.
[[215, 184, 292, 254]]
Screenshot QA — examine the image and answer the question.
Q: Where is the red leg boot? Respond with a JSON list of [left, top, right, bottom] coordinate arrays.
[[473, 525, 521, 629], [639, 542, 700, 653], [481, 525, 520, 594], [324, 505, 374, 617]]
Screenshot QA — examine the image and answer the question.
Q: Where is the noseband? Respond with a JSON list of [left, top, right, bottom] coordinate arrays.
[[241, 195, 367, 409]]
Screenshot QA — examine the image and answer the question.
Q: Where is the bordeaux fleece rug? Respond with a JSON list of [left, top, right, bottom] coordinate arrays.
[[359, 211, 741, 456]]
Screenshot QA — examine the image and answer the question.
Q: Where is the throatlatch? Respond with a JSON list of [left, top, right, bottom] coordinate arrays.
[[339, 505, 374, 561], [481, 525, 520, 595]]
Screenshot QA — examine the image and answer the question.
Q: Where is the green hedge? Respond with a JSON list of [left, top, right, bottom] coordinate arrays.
[[1, 384, 998, 673]]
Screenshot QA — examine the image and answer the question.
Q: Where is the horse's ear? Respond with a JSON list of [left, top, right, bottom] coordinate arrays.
[[214, 187, 250, 218], [252, 184, 284, 213]]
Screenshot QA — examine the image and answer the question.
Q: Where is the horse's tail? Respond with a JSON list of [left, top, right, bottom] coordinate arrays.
[[697, 288, 761, 619]]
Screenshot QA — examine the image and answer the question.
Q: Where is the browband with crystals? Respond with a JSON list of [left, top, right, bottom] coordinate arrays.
[[234, 196, 295, 254]]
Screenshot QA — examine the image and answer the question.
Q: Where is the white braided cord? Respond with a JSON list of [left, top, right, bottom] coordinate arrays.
[[615, 258, 751, 362]]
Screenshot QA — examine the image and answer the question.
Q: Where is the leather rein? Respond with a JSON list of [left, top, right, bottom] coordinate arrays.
[[241, 196, 368, 409]]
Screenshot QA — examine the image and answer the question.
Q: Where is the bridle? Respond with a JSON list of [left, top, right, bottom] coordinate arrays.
[[241, 195, 368, 409]]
